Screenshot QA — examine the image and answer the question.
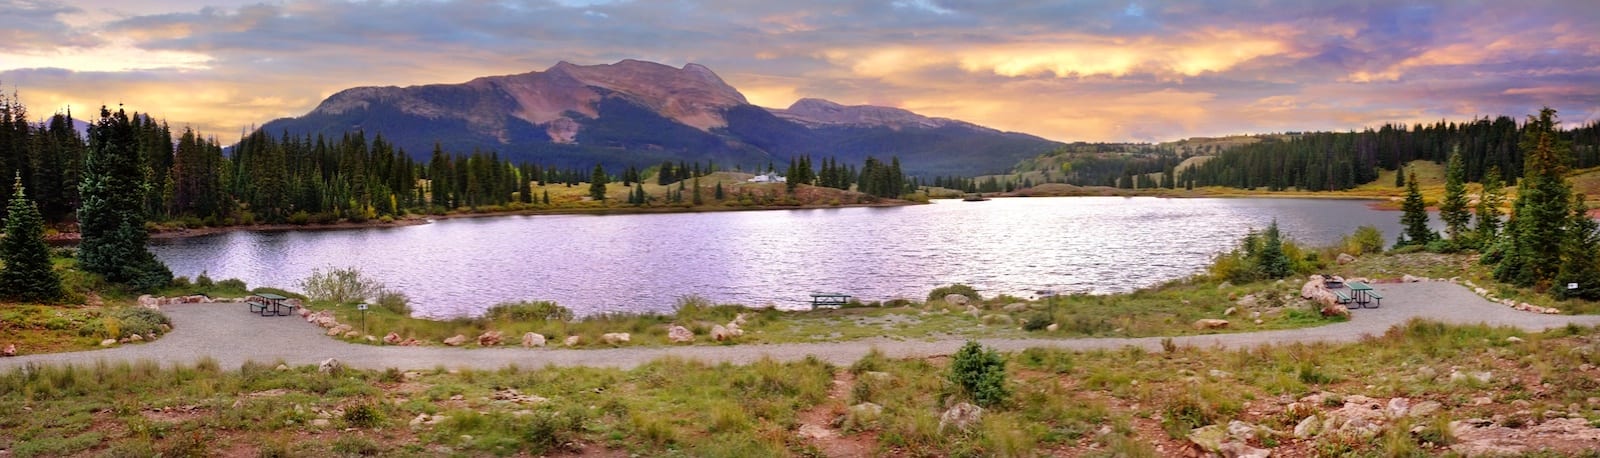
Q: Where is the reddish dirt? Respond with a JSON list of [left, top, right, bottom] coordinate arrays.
[[795, 370, 879, 457]]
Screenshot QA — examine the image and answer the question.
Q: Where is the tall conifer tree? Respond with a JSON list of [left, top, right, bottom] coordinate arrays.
[[78, 107, 171, 290], [0, 175, 63, 302]]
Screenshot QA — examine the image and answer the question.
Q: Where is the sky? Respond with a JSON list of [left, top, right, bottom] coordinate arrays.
[[2, 0, 1599, 143]]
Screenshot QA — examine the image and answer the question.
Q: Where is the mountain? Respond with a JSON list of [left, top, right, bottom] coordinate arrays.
[[258, 60, 1061, 176]]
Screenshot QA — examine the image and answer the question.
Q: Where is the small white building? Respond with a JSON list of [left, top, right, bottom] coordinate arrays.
[[747, 172, 787, 183]]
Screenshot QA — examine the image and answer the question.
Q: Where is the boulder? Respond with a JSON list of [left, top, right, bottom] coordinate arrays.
[[563, 335, 580, 346], [383, 332, 402, 345], [1219, 441, 1270, 458], [944, 294, 970, 307], [666, 325, 694, 343], [1321, 302, 1350, 319], [965, 305, 981, 317], [1187, 424, 1226, 453], [298, 307, 312, 317], [1046, 323, 1059, 332], [2, 343, 15, 356], [129, 334, 144, 342], [1336, 253, 1356, 265], [711, 324, 732, 341], [1301, 279, 1326, 299], [100, 339, 117, 347], [521, 332, 546, 348], [317, 358, 341, 374], [1506, 336, 1524, 343], [601, 332, 631, 344], [1193, 319, 1230, 330], [443, 334, 468, 346], [477, 331, 503, 347], [1402, 274, 1422, 283], [328, 324, 353, 336], [938, 402, 984, 434], [343, 331, 361, 338], [1223, 307, 1238, 316], [1235, 294, 1259, 308], [1294, 415, 1320, 438], [1002, 303, 1028, 312], [1409, 401, 1442, 418]]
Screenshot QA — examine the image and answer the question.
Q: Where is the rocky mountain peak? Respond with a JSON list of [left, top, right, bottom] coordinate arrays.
[[769, 97, 957, 130]]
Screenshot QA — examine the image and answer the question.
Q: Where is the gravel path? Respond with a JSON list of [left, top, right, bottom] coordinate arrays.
[[5, 281, 1599, 372]]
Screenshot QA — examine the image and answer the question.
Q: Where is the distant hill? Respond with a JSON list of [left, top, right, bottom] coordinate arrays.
[[257, 60, 1061, 177]]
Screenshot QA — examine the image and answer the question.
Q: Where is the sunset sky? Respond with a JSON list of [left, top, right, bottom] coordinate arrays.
[[2, 0, 1598, 143]]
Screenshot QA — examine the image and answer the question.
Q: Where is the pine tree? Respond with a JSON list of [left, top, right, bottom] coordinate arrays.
[[542, 189, 550, 205], [1475, 167, 1506, 243], [1554, 194, 1600, 300], [714, 182, 724, 200], [0, 175, 63, 302], [1494, 108, 1570, 288], [1256, 219, 1292, 279], [588, 164, 607, 201], [1396, 169, 1436, 248], [1395, 167, 1405, 187], [1440, 148, 1472, 245], [77, 107, 171, 290], [692, 176, 703, 205]]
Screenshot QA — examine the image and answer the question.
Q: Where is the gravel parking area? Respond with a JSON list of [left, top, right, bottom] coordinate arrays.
[[4, 281, 1598, 371]]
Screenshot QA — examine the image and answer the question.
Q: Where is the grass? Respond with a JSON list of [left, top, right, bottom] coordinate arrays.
[[4, 320, 1600, 456]]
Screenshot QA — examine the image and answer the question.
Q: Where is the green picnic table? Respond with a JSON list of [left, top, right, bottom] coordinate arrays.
[[1345, 281, 1382, 308], [809, 293, 851, 309], [246, 293, 298, 316]]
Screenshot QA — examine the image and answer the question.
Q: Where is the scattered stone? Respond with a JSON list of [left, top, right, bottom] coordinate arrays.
[[732, 313, 749, 326], [797, 423, 835, 439], [1450, 417, 1600, 456], [477, 330, 503, 347], [521, 332, 546, 348], [1187, 424, 1226, 453], [1, 344, 15, 357], [711, 324, 732, 341], [311, 418, 330, 428], [1046, 323, 1059, 332], [1321, 302, 1350, 318], [1209, 369, 1232, 379], [275, 364, 290, 371], [863, 371, 894, 382], [1507, 336, 1524, 343], [383, 332, 402, 345], [317, 358, 341, 374], [1402, 274, 1422, 283], [1450, 370, 1493, 384], [938, 402, 984, 434], [443, 335, 468, 347], [343, 331, 360, 338], [100, 339, 117, 347], [1386, 398, 1410, 418], [667, 325, 694, 343], [1223, 307, 1238, 316], [965, 305, 981, 317], [1409, 401, 1442, 418], [1002, 303, 1028, 312], [129, 334, 144, 342], [563, 335, 581, 347], [491, 388, 548, 404], [1193, 319, 1230, 330], [1294, 415, 1320, 438], [1219, 441, 1270, 458], [943, 294, 970, 307], [1336, 253, 1356, 265], [601, 332, 631, 344]]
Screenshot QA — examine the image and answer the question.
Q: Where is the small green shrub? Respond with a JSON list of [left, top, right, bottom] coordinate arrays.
[[1022, 312, 1052, 331], [194, 271, 214, 288], [343, 403, 384, 428], [217, 278, 247, 291], [485, 301, 573, 322], [112, 307, 170, 338], [376, 290, 410, 316], [928, 284, 982, 303], [950, 341, 1009, 407], [300, 267, 383, 303], [330, 436, 381, 456]]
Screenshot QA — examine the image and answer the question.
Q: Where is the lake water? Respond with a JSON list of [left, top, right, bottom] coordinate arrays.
[[149, 197, 1433, 318]]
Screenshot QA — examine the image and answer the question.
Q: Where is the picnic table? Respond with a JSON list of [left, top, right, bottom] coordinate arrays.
[[246, 293, 298, 316], [809, 293, 851, 309], [1345, 281, 1382, 308]]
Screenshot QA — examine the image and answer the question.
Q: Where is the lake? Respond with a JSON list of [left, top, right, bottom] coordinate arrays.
[[149, 197, 1432, 318]]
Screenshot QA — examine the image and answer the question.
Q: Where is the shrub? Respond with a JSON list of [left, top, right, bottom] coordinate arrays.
[[300, 266, 383, 304], [928, 284, 982, 303], [194, 271, 214, 288], [1022, 312, 1052, 331], [343, 403, 385, 428], [376, 290, 411, 316], [217, 278, 247, 292], [485, 301, 573, 322], [1338, 225, 1386, 255], [113, 307, 170, 338], [950, 340, 1009, 407]]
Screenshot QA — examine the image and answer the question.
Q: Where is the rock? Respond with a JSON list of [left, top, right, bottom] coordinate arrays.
[[1336, 253, 1356, 265], [1386, 398, 1410, 418], [521, 332, 546, 348], [965, 305, 981, 317], [129, 334, 143, 342], [943, 294, 970, 307], [850, 402, 884, 417], [1, 344, 15, 357], [711, 324, 731, 341], [298, 307, 312, 317], [1507, 336, 1524, 343], [563, 335, 580, 346], [1294, 415, 1320, 438], [327, 324, 352, 336], [666, 325, 694, 343], [275, 364, 290, 371], [311, 418, 330, 428], [938, 402, 984, 434], [863, 371, 894, 382], [1320, 302, 1350, 318], [1226, 420, 1256, 441], [732, 313, 749, 326], [1409, 401, 1442, 418], [343, 331, 361, 338], [1451, 370, 1493, 384], [443, 335, 468, 346], [410, 413, 429, 427], [1187, 424, 1226, 453], [1193, 319, 1230, 330], [384, 332, 402, 345], [797, 423, 834, 439], [1235, 294, 1259, 308], [1544, 307, 1561, 314], [317, 358, 341, 374], [158, 324, 171, 333], [981, 314, 1014, 325], [1450, 417, 1600, 456], [1218, 281, 1233, 290], [477, 330, 503, 347], [1002, 303, 1028, 312], [601, 332, 630, 344], [1219, 441, 1270, 458], [1402, 274, 1422, 283], [100, 339, 117, 347], [1209, 369, 1232, 379], [1046, 323, 1059, 332]]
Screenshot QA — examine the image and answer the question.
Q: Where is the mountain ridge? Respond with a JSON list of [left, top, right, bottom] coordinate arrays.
[[261, 60, 1062, 176]]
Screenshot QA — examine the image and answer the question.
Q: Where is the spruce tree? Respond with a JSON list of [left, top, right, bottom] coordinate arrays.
[[1256, 219, 1292, 279], [1494, 108, 1570, 288], [1439, 149, 1472, 246], [1554, 194, 1600, 300], [77, 107, 171, 291], [1396, 170, 1436, 248], [692, 176, 703, 205], [588, 164, 607, 201], [714, 182, 724, 200], [0, 175, 63, 302], [1475, 167, 1506, 243]]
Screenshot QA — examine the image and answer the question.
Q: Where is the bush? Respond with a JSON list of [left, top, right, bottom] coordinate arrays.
[[1022, 312, 1052, 331], [113, 307, 170, 338], [1339, 225, 1386, 255], [194, 271, 214, 288], [949, 340, 1009, 407], [485, 301, 573, 322], [343, 403, 385, 428], [217, 278, 247, 291], [300, 267, 383, 304], [376, 290, 411, 316], [928, 284, 982, 303]]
